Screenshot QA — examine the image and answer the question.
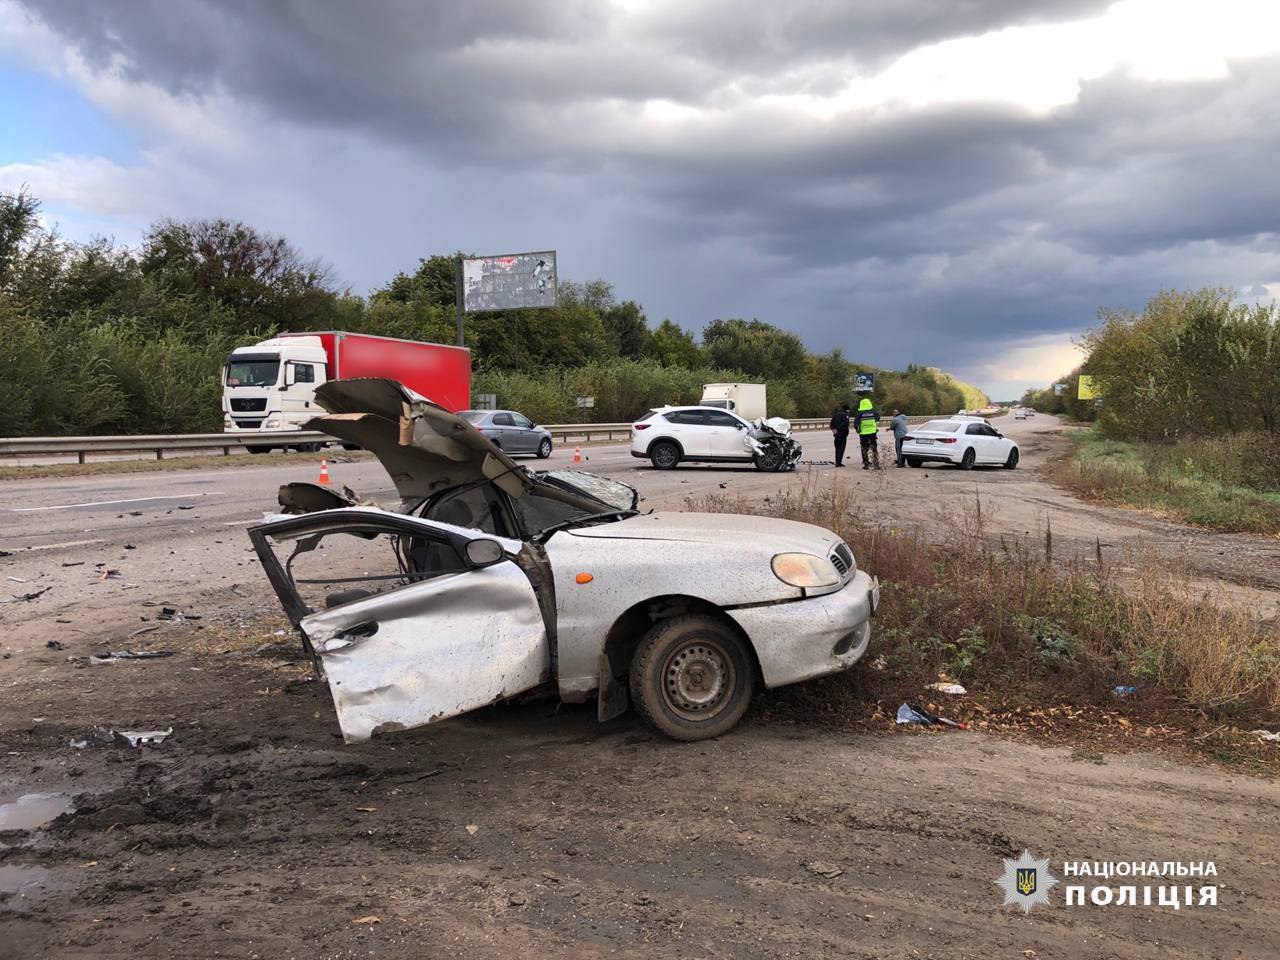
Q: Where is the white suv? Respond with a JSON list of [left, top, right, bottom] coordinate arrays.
[[631, 405, 757, 469]]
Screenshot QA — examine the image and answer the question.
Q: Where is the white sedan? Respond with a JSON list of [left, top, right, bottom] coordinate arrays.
[[250, 379, 878, 743], [900, 417, 1019, 470]]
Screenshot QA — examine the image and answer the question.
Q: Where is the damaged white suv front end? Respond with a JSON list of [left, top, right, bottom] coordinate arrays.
[[249, 379, 877, 742]]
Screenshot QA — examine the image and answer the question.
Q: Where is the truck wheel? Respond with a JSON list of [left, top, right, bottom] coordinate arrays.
[[537, 438, 553, 459], [1003, 448, 1019, 469], [629, 615, 754, 741], [649, 441, 680, 470], [959, 448, 976, 470]]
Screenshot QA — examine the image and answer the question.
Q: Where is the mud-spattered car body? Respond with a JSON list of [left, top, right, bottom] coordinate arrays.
[[250, 379, 877, 741]]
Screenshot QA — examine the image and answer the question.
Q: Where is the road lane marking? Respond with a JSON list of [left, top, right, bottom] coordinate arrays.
[[9, 538, 107, 552], [9, 492, 226, 513]]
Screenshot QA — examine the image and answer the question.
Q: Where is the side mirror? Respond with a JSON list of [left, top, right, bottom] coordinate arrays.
[[283, 363, 296, 388], [464, 538, 505, 567]]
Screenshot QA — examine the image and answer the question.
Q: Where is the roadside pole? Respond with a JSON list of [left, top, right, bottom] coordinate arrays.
[[454, 257, 466, 347]]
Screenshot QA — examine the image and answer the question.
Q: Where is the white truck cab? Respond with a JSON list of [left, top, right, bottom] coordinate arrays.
[[223, 335, 330, 451]]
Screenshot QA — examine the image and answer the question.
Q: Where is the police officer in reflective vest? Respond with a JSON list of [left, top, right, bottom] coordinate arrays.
[[854, 396, 881, 470]]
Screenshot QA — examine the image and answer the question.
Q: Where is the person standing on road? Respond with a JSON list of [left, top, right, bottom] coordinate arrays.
[[855, 396, 881, 469], [890, 408, 909, 467], [829, 403, 851, 467]]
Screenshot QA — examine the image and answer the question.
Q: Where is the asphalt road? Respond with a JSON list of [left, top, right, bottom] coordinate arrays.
[[3, 413, 1277, 650]]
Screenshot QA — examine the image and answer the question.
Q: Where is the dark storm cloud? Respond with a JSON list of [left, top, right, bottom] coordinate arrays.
[[15, 0, 1280, 392]]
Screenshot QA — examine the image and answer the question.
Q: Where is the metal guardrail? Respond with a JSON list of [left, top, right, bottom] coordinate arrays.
[[0, 415, 954, 463]]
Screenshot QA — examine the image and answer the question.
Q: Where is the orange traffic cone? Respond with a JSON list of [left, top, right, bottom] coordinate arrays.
[[317, 459, 331, 484], [573, 446, 582, 464]]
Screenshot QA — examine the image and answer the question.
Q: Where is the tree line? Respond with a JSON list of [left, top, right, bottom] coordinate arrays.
[[0, 188, 985, 436], [1022, 289, 1280, 440]]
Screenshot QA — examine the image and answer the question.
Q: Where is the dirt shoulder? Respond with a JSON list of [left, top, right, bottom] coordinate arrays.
[[3, 618, 1278, 959]]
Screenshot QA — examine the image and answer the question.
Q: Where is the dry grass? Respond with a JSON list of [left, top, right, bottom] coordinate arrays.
[[689, 480, 1280, 721]]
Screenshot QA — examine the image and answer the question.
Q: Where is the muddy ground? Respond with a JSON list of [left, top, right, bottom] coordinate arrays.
[[3, 416, 1280, 958]]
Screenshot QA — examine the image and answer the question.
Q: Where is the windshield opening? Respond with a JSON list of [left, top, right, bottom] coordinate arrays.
[[226, 354, 281, 387]]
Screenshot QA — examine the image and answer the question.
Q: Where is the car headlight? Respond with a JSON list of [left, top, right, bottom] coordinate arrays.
[[771, 552, 841, 588]]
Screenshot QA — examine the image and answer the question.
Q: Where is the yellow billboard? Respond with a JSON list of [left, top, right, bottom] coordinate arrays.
[[1077, 375, 1099, 400]]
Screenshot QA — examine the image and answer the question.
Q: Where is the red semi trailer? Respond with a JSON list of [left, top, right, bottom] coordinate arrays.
[[222, 331, 471, 451]]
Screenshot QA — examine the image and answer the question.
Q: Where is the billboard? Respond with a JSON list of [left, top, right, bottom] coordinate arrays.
[[461, 251, 557, 313], [854, 371, 875, 393], [1053, 383, 1067, 396], [1077, 375, 1099, 400]]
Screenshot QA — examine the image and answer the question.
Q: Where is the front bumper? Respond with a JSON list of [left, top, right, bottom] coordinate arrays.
[[726, 571, 878, 689]]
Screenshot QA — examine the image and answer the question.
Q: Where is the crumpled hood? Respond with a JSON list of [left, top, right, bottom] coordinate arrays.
[[306, 379, 528, 501], [566, 511, 839, 554]]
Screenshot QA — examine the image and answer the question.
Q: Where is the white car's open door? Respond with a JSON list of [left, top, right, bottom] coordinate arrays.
[[250, 509, 551, 742]]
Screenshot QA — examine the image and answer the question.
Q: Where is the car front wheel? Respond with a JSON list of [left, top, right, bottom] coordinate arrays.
[[1004, 448, 1019, 469], [629, 615, 754, 741], [537, 437, 552, 459], [959, 447, 976, 470], [649, 440, 681, 470]]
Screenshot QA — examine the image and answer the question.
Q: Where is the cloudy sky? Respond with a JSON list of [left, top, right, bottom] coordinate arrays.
[[3, 0, 1279, 398]]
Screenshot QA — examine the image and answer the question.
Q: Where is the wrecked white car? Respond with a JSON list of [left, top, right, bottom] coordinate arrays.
[[249, 379, 878, 742]]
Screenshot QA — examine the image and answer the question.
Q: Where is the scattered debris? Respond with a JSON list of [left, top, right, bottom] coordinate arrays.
[[355, 806, 377, 813], [113, 728, 172, 748], [508, 893, 528, 906], [89, 650, 175, 664], [60, 561, 84, 567], [130, 625, 161, 637], [98, 568, 122, 580], [1112, 685, 1138, 697], [804, 860, 844, 879], [45, 640, 63, 650], [1250, 729, 1280, 743], [158, 607, 178, 620], [0, 586, 51, 603], [465, 824, 479, 835], [71, 726, 172, 748], [123, 544, 136, 550], [6, 575, 29, 583], [354, 916, 380, 925], [895, 702, 967, 730], [927, 682, 967, 695]]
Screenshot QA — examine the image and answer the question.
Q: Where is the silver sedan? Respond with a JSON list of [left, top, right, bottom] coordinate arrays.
[[460, 409, 553, 458]]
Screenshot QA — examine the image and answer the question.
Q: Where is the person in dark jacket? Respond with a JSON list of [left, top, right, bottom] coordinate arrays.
[[829, 403, 850, 467]]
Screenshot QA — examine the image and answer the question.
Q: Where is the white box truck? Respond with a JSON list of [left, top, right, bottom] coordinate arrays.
[[700, 383, 766, 420]]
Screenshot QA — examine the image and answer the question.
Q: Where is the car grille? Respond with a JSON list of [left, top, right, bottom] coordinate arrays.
[[830, 541, 854, 577], [230, 397, 267, 412], [233, 418, 265, 428]]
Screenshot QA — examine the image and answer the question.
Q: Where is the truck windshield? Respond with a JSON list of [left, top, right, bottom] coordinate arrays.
[[226, 355, 280, 387]]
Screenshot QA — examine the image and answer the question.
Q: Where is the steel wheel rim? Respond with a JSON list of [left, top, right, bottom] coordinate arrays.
[[662, 638, 735, 721]]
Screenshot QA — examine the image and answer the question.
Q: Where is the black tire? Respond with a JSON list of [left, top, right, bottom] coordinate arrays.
[[959, 447, 976, 470], [1004, 448, 1019, 469], [649, 440, 680, 470], [628, 615, 754, 741], [247, 445, 271, 455], [753, 447, 783, 472], [906, 457, 921, 468], [537, 437, 553, 459]]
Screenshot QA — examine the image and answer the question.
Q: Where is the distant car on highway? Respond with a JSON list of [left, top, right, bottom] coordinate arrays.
[[1014, 407, 1028, 420], [459, 409, 553, 458], [900, 417, 1019, 470]]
